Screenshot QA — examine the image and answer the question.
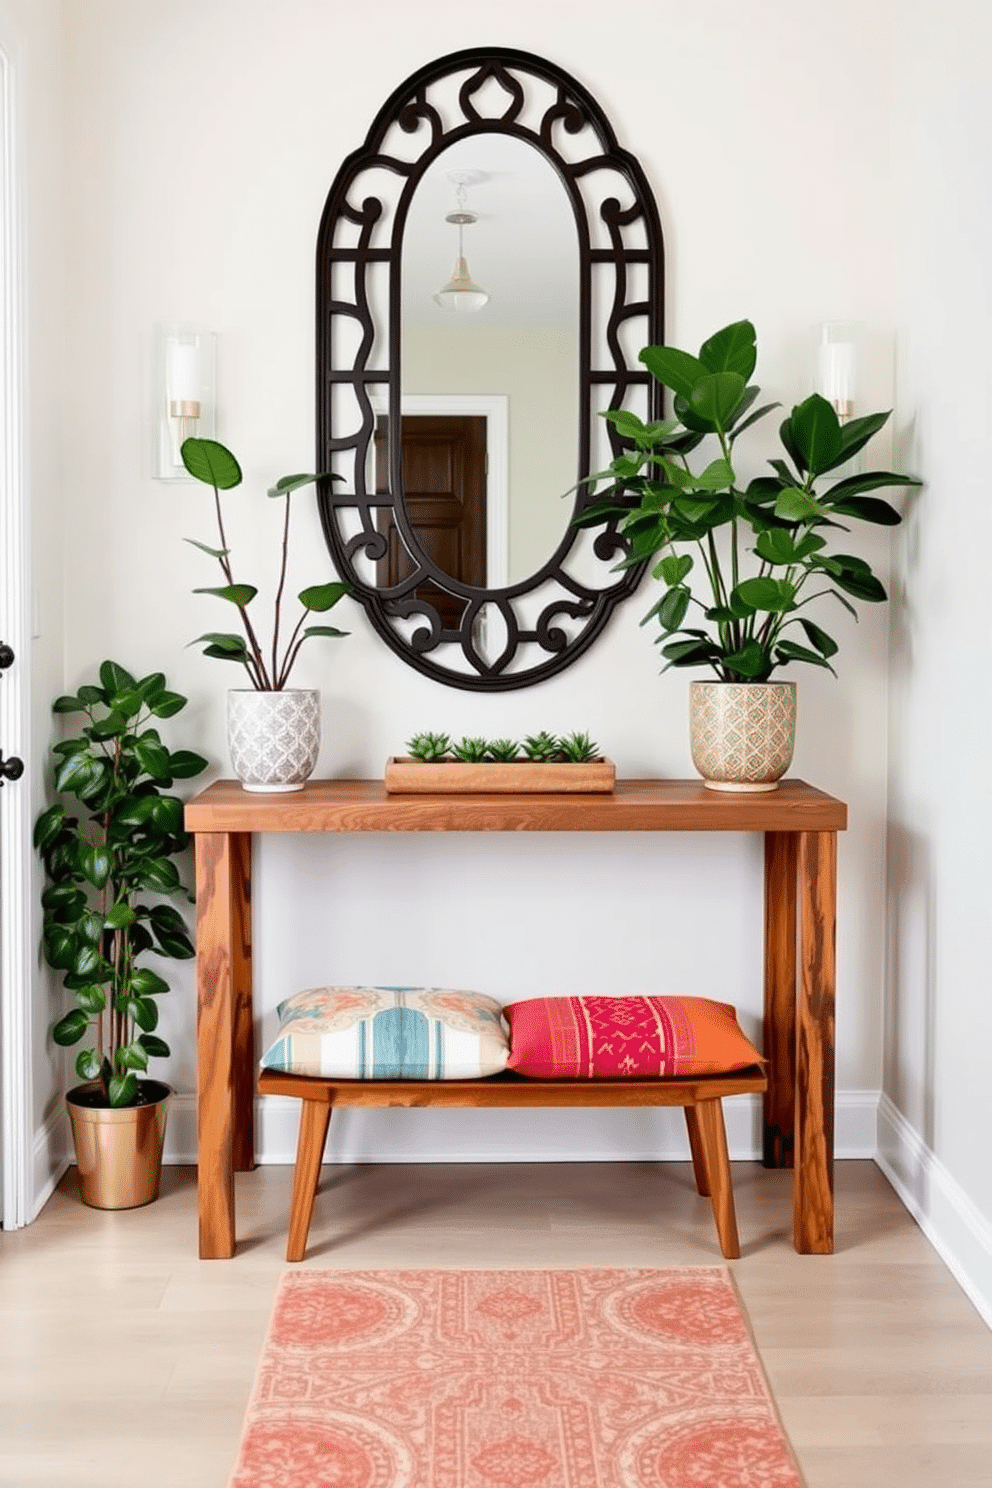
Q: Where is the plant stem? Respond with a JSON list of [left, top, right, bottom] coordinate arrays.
[[270, 492, 292, 687], [210, 478, 272, 689]]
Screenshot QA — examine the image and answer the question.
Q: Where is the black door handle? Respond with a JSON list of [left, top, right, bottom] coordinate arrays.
[[0, 640, 22, 782]]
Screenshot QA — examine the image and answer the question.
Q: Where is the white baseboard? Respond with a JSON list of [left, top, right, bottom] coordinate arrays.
[[875, 1093, 992, 1330], [159, 1088, 882, 1166], [31, 1107, 69, 1222]]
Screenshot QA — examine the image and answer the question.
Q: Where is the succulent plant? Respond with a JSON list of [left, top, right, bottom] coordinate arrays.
[[450, 736, 490, 762], [521, 731, 561, 763], [405, 731, 452, 762], [557, 730, 600, 762], [486, 738, 520, 762]]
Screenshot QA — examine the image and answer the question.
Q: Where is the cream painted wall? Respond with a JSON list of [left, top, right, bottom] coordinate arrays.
[[403, 321, 578, 580], [0, 0, 68, 1205], [885, 0, 992, 1305], [54, 0, 900, 1161]]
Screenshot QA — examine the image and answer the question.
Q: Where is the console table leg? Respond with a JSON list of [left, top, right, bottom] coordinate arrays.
[[763, 832, 797, 1169], [230, 832, 255, 1174], [195, 832, 237, 1259], [794, 829, 836, 1254]]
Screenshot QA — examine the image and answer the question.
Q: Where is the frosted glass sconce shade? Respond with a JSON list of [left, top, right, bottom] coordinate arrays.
[[154, 326, 216, 479], [816, 322, 860, 424]]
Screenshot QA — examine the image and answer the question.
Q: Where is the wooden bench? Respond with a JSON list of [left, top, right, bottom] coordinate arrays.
[[257, 1065, 768, 1262]]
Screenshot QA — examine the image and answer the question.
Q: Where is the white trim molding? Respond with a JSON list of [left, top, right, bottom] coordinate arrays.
[[876, 1093, 992, 1330], [0, 35, 33, 1232]]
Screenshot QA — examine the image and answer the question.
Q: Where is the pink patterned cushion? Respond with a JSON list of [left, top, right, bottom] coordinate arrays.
[[504, 996, 763, 1079]]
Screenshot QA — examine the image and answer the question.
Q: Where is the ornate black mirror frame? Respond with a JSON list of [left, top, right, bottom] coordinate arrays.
[[316, 47, 664, 690]]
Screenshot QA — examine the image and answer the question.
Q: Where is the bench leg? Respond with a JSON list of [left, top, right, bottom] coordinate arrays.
[[286, 1101, 332, 1263], [683, 1106, 710, 1196], [694, 1099, 741, 1260]]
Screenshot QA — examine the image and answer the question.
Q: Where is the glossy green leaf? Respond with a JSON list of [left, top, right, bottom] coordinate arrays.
[[99, 661, 136, 695], [267, 472, 318, 497], [41, 881, 86, 915], [638, 344, 708, 400], [828, 470, 919, 499], [78, 911, 104, 946], [184, 538, 230, 559], [53, 1008, 89, 1046], [150, 691, 187, 718], [657, 586, 691, 631], [193, 584, 258, 607], [105, 902, 137, 930], [698, 319, 757, 381], [778, 416, 806, 475], [151, 796, 184, 834], [76, 984, 107, 1014], [52, 693, 84, 714], [137, 672, 166, 703], [88, 710, 129, 741], [136, 857, 181, 892], [138, 1034, 170, 1059], [799, 619, 839, 657], [828, 494, 902, 526], [692, 458, 735, 492], [818, 410, 891, 473], [118, 1043, 149, 1073], [774, 487, 826, 523], [167, 749, 209, 780], [722, 640, 767, 677], [133, 738, 171, 780], [301, 625, 349, 641], [109, 1072, 140, 1106], [75, 1049, 104, 1082], [789, 394, 843, 474], [755, 528, 797, 565], [734, 577, 794, 613], [130, 963, 169, 994], [81, 844, 113, 890], [775, 640, 835, 671], [43, 925, 77, 971], [180, 437, 242, 490], [688, 371, 746, 432], [54, 750, 96, 796], [298, 581, 351, 612], [34, 804, 66, 851], [128, 996, 159, 1032], [655, 553, 693, 587]]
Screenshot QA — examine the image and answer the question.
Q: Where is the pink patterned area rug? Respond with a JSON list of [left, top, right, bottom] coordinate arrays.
[[230, 1268, 804, 1488]]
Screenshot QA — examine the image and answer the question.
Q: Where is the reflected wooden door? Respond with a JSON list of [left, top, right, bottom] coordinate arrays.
[[375, 415, 487, 630]]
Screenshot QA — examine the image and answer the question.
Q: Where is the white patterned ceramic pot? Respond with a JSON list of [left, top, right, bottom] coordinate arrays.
[[227, 689, 320, 793], [689, 680, 796, 793]]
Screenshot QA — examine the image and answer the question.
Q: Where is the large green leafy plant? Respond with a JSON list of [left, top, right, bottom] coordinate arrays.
[[577, 320, 920, 681], [34, 663, 207, 1107], [180, 437, 350, 690]]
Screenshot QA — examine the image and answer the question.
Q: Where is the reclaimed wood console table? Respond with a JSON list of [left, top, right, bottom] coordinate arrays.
[[185, 777, 846, 1260]]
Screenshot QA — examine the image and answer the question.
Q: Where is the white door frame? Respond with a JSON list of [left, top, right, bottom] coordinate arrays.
[[0, 36, 33, 1230], [371, 394, 510, 586]]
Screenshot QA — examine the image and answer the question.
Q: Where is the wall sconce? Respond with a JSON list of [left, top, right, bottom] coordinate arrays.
[[433, 172, 489, 314], [154, 325, 216, 480], [816, 322, 860, 424]]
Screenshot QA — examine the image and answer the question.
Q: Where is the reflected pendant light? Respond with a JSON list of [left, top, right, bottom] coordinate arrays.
[[433, 175, 489, 313]]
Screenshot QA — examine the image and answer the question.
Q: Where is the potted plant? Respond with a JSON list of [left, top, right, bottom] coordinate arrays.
[[34, 662, 207, 1208], [180, 437, 351, 792], [385, 730, 614, 793], [576, 319, 921, 789]]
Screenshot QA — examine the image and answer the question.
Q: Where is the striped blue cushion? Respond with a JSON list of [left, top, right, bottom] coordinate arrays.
[[259, 986, 510, 1080]]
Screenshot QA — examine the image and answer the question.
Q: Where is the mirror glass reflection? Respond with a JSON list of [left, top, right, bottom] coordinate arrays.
[[398, 134, 579, 590]]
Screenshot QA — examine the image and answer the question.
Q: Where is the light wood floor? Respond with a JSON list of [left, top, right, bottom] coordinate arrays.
[[1, 1159, 991, 1487]]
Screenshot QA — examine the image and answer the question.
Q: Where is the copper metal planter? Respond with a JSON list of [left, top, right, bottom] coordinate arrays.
[[66, 1080, 171, 1209]]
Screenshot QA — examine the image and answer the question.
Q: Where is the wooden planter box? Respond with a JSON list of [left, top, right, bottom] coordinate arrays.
[[384, 756, 616, 794]]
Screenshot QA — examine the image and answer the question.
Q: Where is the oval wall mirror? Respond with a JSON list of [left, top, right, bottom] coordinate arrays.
[[316, 47, 665, 690]]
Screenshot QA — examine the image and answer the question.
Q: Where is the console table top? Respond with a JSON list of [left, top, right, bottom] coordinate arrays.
[[185, 777, 847, 834]]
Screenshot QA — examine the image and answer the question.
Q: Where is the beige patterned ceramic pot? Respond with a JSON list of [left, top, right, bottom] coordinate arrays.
[[227, 688, 320, 792], [689, 680, 796, 792]]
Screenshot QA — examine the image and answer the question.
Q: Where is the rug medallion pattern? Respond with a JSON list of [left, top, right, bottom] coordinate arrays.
[[230, 1268, 803, 1488]]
